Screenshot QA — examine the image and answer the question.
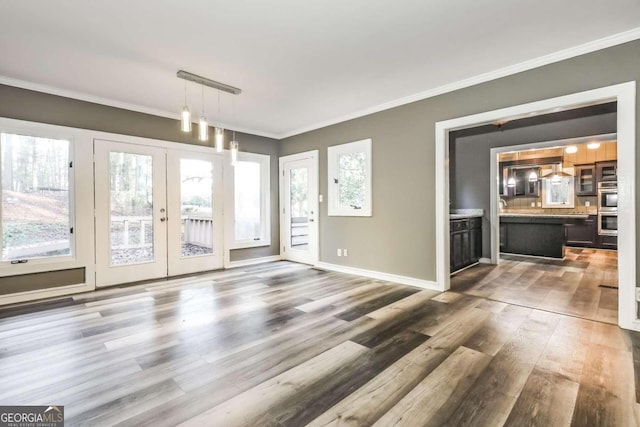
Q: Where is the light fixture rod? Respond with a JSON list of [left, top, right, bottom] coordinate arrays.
[[177, 70, 241, 95]]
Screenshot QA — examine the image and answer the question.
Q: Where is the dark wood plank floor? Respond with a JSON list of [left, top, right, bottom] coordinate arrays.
[[452, 248, 619, 324], [0, 260, 638, 426]]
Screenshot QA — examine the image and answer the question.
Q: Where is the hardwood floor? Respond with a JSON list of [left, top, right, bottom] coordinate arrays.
[[451, 248, 619, 324], [0, 260, 638, 426]]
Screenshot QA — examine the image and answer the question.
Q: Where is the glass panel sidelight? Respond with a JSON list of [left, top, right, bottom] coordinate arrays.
[[234, 160, 262, 240], [109, 152, 154, 265], [289, 167, 309, 251], [180, 158, 214, 257], [1, 133, 71, 261]]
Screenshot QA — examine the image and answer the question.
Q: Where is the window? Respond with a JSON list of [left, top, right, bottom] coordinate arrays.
[[328, 138, 372, 216], [230, 152, 270, 248], [0, 132, 73, 261], [542, 176, 575, 208]]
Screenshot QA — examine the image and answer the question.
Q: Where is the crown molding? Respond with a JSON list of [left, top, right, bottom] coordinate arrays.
[[279, 26, 640, 139], [0, 75, 280, 140]]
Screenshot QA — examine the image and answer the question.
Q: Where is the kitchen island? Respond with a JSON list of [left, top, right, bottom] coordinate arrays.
[[499, 213, 591, 258]]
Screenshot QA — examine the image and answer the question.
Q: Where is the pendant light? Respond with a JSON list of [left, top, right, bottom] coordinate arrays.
[[507, 176, 516, 187], [230, 96, 239, 166], [528, 170, 538, 182], [214, 90, 224, 152], [181, 79, 191, 133], [198, 85, 208, 141]]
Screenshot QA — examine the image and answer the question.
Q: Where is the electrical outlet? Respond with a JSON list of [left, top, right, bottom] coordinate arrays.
[[537, 202, 541, 207], [530, 202, 535, 207], [319, 194, 323, 202], [337, 249, 342, 257], [585, 201, 590, 207], [343, 249, 348, 257]]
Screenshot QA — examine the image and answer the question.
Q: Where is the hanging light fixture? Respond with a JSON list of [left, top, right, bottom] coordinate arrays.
[[181, 79, 191, 133], [214, 89, 224, 152], [176, 70, 241, 154], [198, 84, 208, 142], [528, 170, 538, 182], [507, 176, 516, 187], [230, 96, 239, 166]]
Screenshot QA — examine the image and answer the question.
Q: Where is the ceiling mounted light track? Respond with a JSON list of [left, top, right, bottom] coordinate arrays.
[[177, 70, 241, 95]]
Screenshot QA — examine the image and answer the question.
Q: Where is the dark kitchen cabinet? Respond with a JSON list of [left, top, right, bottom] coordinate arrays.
[[503, 167, 540, 197], [598, 234, 618, 250], [564, 216, 597, 247], [575, 164, 596, 196], [596, 161, 617, 183], [450, 217, 482, 273]]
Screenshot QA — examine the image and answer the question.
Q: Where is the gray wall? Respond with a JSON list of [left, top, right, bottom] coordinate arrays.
[[451, 104, 617, 258], [280, 39, 640, 282], [0, 84, 280, 263]]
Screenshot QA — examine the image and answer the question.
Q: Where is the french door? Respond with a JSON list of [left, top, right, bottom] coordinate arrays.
[[94, 140, 223, 287], [280, 151, 318, 265]]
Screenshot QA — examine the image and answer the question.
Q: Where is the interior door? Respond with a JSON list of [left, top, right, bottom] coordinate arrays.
[[167, 150, 224, 275], [94, 140, 168, 286], [280, 152, 318, 265]]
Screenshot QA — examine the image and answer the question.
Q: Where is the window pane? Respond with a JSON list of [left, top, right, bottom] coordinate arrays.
[[180, 158, 213, 258], [109, 152, 154, 265], [234, 160, 262, 240], [546, 178, 572, 204], [1, 133, 71, 261], [289, 167, 309, 251], [338, 152, 365, 209]]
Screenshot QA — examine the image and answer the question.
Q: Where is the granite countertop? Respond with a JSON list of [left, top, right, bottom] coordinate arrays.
[[450, 209, 484, 219], [499, 212, 590, 219]]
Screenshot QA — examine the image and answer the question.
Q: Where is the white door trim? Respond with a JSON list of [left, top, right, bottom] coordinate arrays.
[[435, 81, 637, 331], [279, 150, 319, 265]]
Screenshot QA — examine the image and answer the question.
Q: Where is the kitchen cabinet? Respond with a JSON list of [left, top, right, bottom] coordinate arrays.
[[450, 217, 482, 273], [596, 161, 617, 183], [575, 164, 596, 196], [502, 167, 540, 197], [500, 216, 565, 258], [564, 215, 597, 247], [598, 234, 618, 250]]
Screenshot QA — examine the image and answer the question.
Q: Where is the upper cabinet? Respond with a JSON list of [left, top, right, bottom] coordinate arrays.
[[575, 164, 596, 196], [596, 161, 617, 183], [501, 166, 540, 197]]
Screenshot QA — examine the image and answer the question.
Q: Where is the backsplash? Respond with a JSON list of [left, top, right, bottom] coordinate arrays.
[[501, 195, 598, 215]]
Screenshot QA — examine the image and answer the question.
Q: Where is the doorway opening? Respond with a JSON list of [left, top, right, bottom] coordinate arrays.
[[435, 82, 637, 331]]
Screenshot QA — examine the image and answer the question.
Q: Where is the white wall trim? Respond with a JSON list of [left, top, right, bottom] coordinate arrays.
[[435, 81, 637, 331], [478, 257, 492, 264], [0, 75, 279, 140], [280, 27, 640, 139], [226, 255, 282, 269], [0, 283, 93, 307], [315, 262, 440, 292]]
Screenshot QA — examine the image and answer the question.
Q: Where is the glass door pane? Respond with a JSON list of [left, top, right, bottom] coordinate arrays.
[[109, 152, 154, 265], [289, 167, 309, 251], [180, 158, 213, 258]]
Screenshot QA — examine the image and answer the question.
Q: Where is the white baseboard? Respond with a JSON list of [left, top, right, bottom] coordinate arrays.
[[0, 283, 94, 306], [314, 262, 441, 291], [226, 255, 282, 269], [479, 257, 493, 264]]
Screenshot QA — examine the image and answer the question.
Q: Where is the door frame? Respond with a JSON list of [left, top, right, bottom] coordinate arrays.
[[94, 140, 169, 287], [435, 81, 637, 331], [279, 150, 319, 265]]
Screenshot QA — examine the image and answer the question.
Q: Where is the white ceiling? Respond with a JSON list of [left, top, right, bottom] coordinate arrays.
[[0, 1, 639, 139]]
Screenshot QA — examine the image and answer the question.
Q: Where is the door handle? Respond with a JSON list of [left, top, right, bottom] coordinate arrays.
[[309, 218, 314, 222], [160, 217, 166, 222]]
